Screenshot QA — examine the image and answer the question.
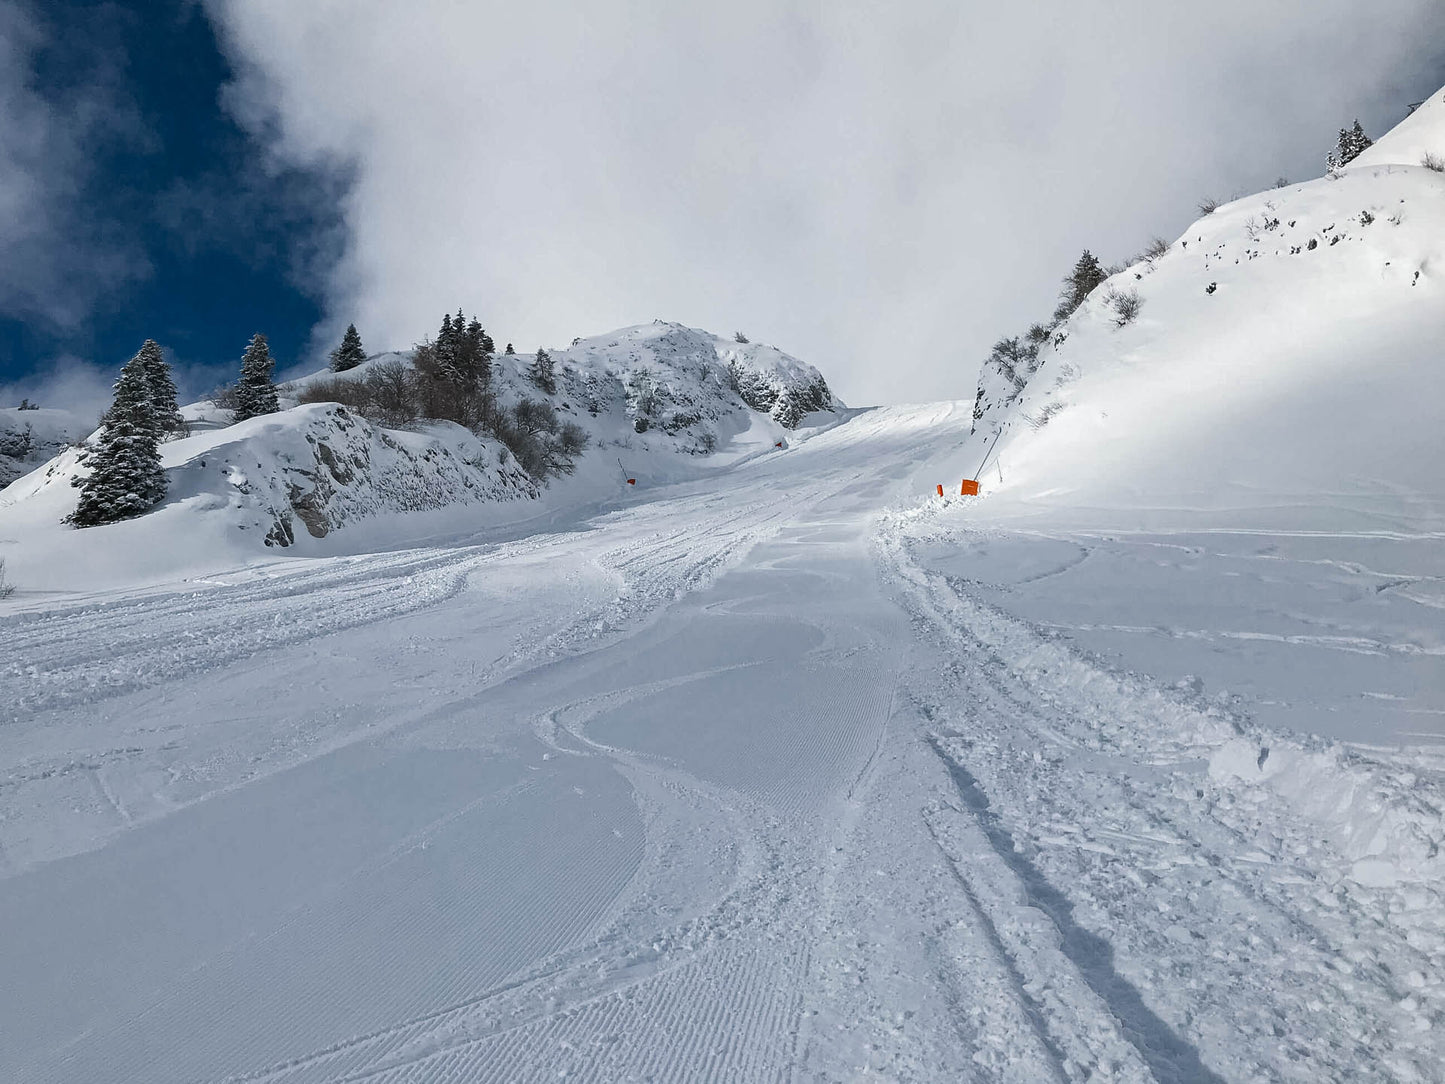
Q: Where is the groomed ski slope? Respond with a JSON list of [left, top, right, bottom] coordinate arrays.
[[3, 399, 1442, 1083]]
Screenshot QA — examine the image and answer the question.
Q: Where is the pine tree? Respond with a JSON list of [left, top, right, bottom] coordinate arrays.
[[234, 333, 279, 421], [1327, 119, 1373, 170], [134, 339, 183, 438], [504, 342, 515, 355], [465, 317, 491, 384], [1054, 250, 1108, 322], [435, 313, 458, 381], [329, 323, 366, 372], [70, 352, 167, 526], [530, 347, 556, 394]]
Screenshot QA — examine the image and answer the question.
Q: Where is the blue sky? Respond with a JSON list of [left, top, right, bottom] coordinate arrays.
[[0, 0, 348, 408]]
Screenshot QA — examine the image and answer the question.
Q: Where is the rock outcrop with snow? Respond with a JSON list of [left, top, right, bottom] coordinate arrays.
[[0, 408, 84, 489]]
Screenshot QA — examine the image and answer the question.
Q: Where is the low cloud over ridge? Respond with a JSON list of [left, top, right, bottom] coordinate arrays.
[[206, 0, 1445, 404]]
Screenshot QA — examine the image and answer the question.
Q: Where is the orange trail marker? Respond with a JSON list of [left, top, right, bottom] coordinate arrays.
[[936, 484, 944, 497], [960, 479, 980, 496]]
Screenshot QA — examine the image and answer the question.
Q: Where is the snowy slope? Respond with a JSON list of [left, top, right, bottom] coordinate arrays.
[[967, 88, 1445, 526], [0, 407, 85, 489], [0, 323, 841, 594], [0, 405, 534, 592]]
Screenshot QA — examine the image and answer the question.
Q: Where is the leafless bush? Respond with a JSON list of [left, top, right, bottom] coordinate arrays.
[[1025, 401, 1066, 430], [1105, 286, 1143, 327], [1423, 152, 1445, 172], [1141, 236, 1170, 261], [206, 382, 242, 412], [297, 361, 424, 429], [1197, 196, 1219, 215], [495, 398, 588, 478]]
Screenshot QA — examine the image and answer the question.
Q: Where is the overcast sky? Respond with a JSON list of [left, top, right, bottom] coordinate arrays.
[[6, 2, 1445, 409]]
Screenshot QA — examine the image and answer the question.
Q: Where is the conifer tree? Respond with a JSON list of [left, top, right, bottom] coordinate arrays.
[[465, 317, 491, 384], [70, 352, 167, 526], [530, 347, 556, 394], [505, 342, 515, 355], [134, 339, 183, 438], [329, 323, 366, 372], [1054, 250, 1108, 322], [1327, 120, 1373, 170], [234, 333, 279, 421]]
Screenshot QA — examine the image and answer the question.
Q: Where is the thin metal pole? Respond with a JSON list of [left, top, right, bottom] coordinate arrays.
[[974, 424, 1005, 480]]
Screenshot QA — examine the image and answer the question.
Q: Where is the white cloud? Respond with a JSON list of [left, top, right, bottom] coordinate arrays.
[[206, 0, 1445, 404]]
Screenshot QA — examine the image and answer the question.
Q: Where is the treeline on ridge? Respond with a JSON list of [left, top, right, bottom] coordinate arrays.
[[295, 310, 586, 480]]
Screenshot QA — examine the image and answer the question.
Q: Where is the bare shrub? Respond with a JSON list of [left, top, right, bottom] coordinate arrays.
[[1422, 152, 1445, 172], [497, 398, 587, 478], [1025, 401, 1066, 430], [1142, 236, 1170, 261], [363, 360, 420, 428], [1197, 196, 1219, 215], [1105, 286, 1143, 327], [206, 382, 242, 412]]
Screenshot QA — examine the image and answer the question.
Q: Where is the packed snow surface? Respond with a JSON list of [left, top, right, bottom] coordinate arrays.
[[2, 392, 1442, 1081], [3, 100, 1445, 1081]]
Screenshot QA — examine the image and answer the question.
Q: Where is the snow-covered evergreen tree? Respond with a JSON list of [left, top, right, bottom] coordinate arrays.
[[70, 352, 167, 527], [1054, 250, 1108, 322], [234, 333, 280, 421], [133, 339, 184, 438], [504, 342, 515, 355], [530, 347, 556, 394], [1327, 120, 1373, 170], [329, 323, 366, 372]]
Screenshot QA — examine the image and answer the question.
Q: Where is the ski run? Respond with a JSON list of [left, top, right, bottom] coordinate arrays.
[[4, 81, 1445, 1084]]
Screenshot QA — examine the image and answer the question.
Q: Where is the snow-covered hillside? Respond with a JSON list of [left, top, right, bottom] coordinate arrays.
[[0, 405, 534, 591], [0, 407, 84, 489], [0, 322, 839, 592], [968, 86, 1445, 525]]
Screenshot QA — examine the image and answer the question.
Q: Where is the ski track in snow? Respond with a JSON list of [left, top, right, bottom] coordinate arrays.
[[2, 401, 1442, 1081]]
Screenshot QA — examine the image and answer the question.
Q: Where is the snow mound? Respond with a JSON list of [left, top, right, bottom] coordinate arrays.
[[966, 83, 1445, 528]]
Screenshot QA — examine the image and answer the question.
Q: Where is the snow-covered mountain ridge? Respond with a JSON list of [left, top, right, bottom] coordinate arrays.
[[0, 322, 839, 591]]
